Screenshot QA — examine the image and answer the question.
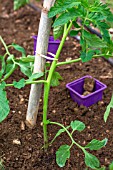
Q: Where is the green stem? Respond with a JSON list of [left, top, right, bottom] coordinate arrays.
[[56, 54, 104, 67], [63, 24, 67, 36], [47, 22, 73, 83], [0, 36, 11, 56], [42, 22, 73, 149], [71, 129, 75, 135], [50, 121, 75, 143], [81, 11, 89, 51], [49, 125, 70, 145], [57, 58, 81, 66], [26, 80, 47, 85], [5, 80, 47, 87], [43, 83, 50, 149], [69, 142, 74, 149], [3, 53, 8, 59], [7, 45, 13, 48], [50, 121, 84, 151]]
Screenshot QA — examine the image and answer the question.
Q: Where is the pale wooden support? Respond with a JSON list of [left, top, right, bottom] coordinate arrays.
[[26, 0, 55, 128]]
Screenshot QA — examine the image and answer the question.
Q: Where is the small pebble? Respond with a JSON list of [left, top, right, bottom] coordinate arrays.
[[87, 126, 90, 129], [13, 139, 21, 145], [19, 98, 24, 104], [20, 121, 25, 130], [40, 122, 43, 126], [18, 111, 21, 114], [66, 37, 69, 40], [40, 99, 42, 102], [106, 130, 109, 133], [15, 19, 21, 23], [83, 141, 86, 145], [12, 110, 16, 113], [65, 57, 72, 62], [105, 158, 110, 164], [52, 110, 56, 113], [73, 107, 79, 113], [98, 101, 104, 105]]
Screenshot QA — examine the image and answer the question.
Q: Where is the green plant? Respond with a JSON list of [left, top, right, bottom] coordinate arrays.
[[0, 36, 45, 122], [43, 0, 113, 149], [49, 120, 107, 169], [106, 0, 113, 8], [0, 159, 5, 170], [13, 0, 30, 10], [13, 0, 40, 10], [104, 94, 113, 122], [109, 161, 113, 170], [1, 0, 113, 168]]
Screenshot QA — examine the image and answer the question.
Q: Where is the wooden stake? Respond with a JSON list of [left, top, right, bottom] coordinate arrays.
[[26, 0, 55, 128]]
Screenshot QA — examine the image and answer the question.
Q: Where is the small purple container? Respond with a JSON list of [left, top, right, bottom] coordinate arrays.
[[32, 36, 60, 60], [66, 75, 107, 107]]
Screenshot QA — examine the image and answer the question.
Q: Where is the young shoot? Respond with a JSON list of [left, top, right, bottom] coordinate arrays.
[[49, 120, 107, 169]]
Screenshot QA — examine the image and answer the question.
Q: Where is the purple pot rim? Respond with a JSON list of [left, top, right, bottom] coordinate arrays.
[[66, 75, 107, 99], [32, 35, 60, 44]]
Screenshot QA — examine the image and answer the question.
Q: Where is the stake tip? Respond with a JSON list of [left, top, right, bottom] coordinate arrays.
[[25, 120, 36, 129]]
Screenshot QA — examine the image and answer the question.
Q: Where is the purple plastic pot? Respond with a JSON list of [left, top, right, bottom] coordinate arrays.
[[66, 75, 107, 107], [32, 36, 60, 60]]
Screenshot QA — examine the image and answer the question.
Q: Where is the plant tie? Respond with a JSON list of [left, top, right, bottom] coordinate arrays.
[[36, 52, 58, 61]]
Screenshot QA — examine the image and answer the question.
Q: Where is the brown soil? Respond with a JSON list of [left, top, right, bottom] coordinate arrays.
[[0, 1, 113, 170]]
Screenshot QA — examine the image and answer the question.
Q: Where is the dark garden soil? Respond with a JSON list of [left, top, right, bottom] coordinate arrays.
[[0, 1, 113, 170]]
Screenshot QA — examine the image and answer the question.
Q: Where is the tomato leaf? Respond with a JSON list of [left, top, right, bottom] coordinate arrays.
[[5, 63, 15, 74], [53, 8, 81, 27], [11, 43, 26, 57], [83, 30, 107, 48], [53, 25, 64, 40], [26, 72, 44, 82], [109, 161, 113, 170], [19, 55, 35, 62], [85, 138, 108, 150], [70, 30, 80, 37], [13, 0, 29, 10], [80, 50, 95, 62], [0, 56, 5, 78], [84, 151, 100, 169], [17, 61, 32, 77], [56, 145, 70, 167], [13, 78, 25, 89], [104, 94, 113, 122], [0, 83, 10, 122], [48, 0, 81, 18], [51, 72, 63, 87], [70, 120, 85, 132]]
